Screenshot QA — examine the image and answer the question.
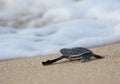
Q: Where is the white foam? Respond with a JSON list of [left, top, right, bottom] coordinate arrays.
[[0, 0, 120, 60]]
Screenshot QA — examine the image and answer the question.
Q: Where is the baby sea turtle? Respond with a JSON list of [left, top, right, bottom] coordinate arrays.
[[42, 47, 104, 65]]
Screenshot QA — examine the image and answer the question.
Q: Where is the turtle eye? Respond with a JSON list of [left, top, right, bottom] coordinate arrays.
[[60, 49, 64, 53], [60, 49, 67, 54]]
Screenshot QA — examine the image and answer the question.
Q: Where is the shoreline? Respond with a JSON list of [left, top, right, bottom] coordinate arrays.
[[0, 42, 120, 84]]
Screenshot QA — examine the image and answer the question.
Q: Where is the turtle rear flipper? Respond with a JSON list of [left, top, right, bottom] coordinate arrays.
[[92, 53, 104, 59]]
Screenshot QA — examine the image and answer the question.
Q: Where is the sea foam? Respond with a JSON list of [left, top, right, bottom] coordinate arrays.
[[0, 0, 120, 60]]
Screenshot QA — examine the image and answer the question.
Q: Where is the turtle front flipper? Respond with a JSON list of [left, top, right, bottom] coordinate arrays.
[[42, 56, 64, 65]]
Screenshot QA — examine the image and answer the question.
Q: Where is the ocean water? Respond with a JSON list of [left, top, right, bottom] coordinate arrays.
[[0, 0, 120, 60]]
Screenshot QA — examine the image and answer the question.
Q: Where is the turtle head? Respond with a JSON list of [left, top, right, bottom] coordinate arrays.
[[60, 48, 69, 56]]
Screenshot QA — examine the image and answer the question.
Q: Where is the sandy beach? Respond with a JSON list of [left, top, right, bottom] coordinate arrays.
[[0, 42, 120, 84]]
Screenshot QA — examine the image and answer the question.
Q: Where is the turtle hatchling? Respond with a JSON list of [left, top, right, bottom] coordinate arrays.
[[42, 47, 104, 65]]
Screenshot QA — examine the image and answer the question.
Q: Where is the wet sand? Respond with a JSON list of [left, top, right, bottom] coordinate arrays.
[[0, 42, 120, 84]]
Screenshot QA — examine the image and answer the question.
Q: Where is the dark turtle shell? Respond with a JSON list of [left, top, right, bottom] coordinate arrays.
[[60, 47, 92, 56]]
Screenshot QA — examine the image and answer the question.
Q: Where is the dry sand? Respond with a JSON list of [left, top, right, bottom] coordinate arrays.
[[0, 42, 120, 84]]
